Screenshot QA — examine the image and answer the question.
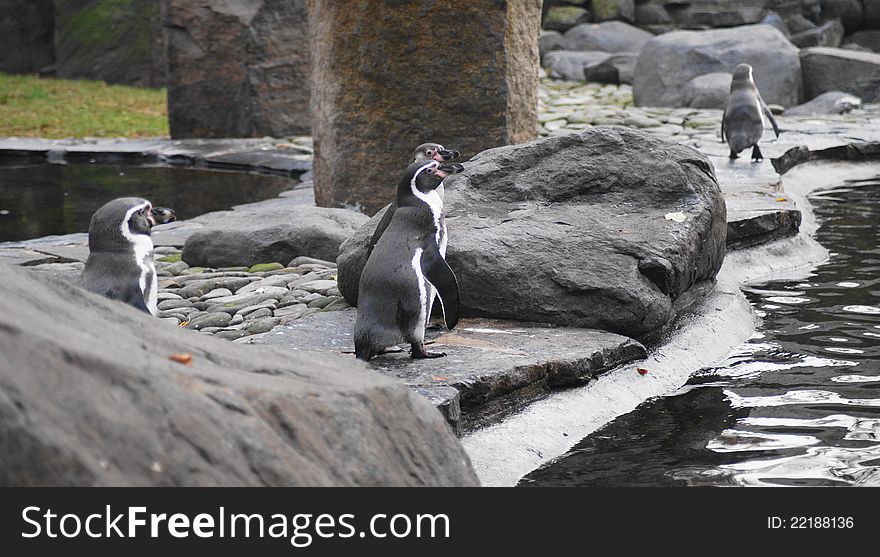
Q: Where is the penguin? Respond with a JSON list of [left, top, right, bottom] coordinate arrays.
[[722, 63, 780, 162], [79, 197, 176, 315], [354, 159, 464, 361], [366, 143, 461, 322]]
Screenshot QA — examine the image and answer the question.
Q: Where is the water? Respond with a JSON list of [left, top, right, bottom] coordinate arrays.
[[0, 163, 297, 242], [522, 177, 880, 487]]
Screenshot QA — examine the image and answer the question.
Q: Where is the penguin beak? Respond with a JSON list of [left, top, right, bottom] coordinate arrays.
[[149, 207, 177, 227], [434, 162, 465, 178], [435, 148, 461, 162]]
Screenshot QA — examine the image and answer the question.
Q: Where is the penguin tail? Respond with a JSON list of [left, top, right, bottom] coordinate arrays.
[[354, 344, 374, 362]]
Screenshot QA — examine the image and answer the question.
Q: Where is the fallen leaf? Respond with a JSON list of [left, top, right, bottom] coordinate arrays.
[[637, 367, 649, 375], [169, 353, 193, 366], [179, 320, 189, 327], [664, 211, 686, 223], [776, 197, 787, 202]]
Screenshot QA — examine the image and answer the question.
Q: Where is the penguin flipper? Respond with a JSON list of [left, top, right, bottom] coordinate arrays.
[[760, 98, 780, 137], [122, 279, 151, 314], [420, 240, 460, 330], [369, 201, 398, 251]]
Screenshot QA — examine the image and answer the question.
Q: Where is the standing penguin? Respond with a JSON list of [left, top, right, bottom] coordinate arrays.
[[79, 197, 176, 315], [722, 63, 780, 161], [366, 143, 461, 321], [354, 159, 464, 361]]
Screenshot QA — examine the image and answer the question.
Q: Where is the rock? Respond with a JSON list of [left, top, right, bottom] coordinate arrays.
[[157, 299, 192, 311], [540, 30, 567, 60], [635, 2, 673, 27], [288, 256, 336, 268], [665, 0, 767, 28], [274, 304, 309, 320], [306, 297, 334, 309], [845, 29, 880, 51], [53, 0, 165, 87], [783, 90, 862, 115], [247, 311, 647, 432], [201, 288, 234, 300], [682, 72, 732, 109], [761, 10, 790, 36], [213, 330, 250, 341], [543, 5, 591, 32], [543, 50, 611, 80], [0, 264, 476, 486], [310, 1, 540, 214], [0, 0, 54, 74], [185, 312, 232, 330], [166, 0, 310, 138], [182, 206, 369, 268], [244, 308, 273, 320], [786, 13, 820, 33], [207, 286, 288, 313], [819, 0, 862, 33], [562, 20, 654, 53], [163, 260, 190, 275], [800, 46, 880, 101], [295, 280, 338, 295], [634, 24, 803, 108], [789, 18, 844, 47], [338, 128, 726, 339], [248, 263, 285, 273], [591, 0, 635, 23], [236, 275, 300, 295], [236, 300, 278, 317], [867, 0, 880, 28], [582, 52, 638, 84], [322, 298, 351, 311], [243, 316, 282, 334], [156, 292, 183, 301], [176, 278, 256, 299]]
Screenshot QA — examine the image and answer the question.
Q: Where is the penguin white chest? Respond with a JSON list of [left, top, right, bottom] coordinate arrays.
[[120, 203, 158, 315]]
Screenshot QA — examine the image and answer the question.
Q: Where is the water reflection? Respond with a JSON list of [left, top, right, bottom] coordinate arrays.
[[522, 179, 880, 487], [0, 163, 298, 242]]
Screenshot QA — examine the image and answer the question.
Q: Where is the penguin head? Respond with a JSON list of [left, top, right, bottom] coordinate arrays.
[[411, 143, 462, 164], [731, 63, 754, 85], [397, 160, 465, 207], [88, 197, 176, 252]]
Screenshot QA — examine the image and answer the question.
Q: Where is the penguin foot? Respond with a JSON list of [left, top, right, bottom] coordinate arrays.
[[729, 151, 739, 159], [410, 343, 446, 359], [751, 145, 763, 162]]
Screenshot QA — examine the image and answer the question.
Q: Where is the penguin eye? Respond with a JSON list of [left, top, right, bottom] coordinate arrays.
[[425, 150, 432, 156], [424, 168, 434, 175]]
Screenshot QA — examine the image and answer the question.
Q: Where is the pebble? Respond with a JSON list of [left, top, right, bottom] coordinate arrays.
[[235, 299, 278, 317], [289, 256, 336, 267], [157, 298, 192, 311], [307, 296, 335, 309], [164, 261, 190, 275], [215, 330, 250, 341], [245, 307, 273, 320], [273, 303, 308, 319], [157, 292, 183, 301], [230, 314, 244, 326], [296, 280, 338, 295], [243, 316, 282, 334], [202, 288, 234, 300], [185, 312, 232, 330]]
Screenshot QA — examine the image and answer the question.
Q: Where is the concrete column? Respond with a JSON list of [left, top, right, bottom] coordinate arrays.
[[166, 0, 310, 138], [310, 0, 541, 214]]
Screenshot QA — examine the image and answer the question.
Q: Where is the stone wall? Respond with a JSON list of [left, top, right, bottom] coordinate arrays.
[[310, 0, 542, 215], [166, 0, 311, 139]]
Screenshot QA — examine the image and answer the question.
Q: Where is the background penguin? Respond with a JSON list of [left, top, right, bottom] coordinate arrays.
[[79, 197, 176, 315], [354, 159, 464, 361], [367, 143, 461, 322], [722, 63, 780, 162]]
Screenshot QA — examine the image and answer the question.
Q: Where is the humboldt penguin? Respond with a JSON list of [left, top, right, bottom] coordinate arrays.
[[722, 63, 780, 161], [79, 197, 176, 315], [354, 160, 464, 361]]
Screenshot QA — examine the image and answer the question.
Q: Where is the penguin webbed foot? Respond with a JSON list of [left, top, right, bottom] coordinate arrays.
[[411, 342, 446, 359], [751, 145, 764, 162], [729, 151, 739, 159]]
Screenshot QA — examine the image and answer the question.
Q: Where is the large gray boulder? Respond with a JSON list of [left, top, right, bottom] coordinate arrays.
[[166, 0, 310, 138], [337, 128, 727, 340], [55, 0, 166, 88], [591, 0, 635, 23], [543, 50, 611, 80], [783, 90, 862, 115], [0, 0, 54, 74], [0, 263, 478, 486], [682, 72, 732, 109], [182, 205, 369, 268], [800, 46, 880, 102], [664, 0, 768, 28], [562, 20, 653, 52], [818, 0, 862, 32], [633, 24, 803, 108], [845, 29, 880, 51], [789, 18, 844, 47], [582, 52, 639, 85]]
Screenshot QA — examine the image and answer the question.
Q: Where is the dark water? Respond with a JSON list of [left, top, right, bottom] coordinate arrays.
[[0, 163, 297, 242], [522, 177, 880, 487]]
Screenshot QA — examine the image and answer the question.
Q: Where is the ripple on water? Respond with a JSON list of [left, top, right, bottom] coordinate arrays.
[[725, 389, 880, 409], [843, 305, 880, 315], [707, 430, 820, 453], [766, 296, 813, 305]]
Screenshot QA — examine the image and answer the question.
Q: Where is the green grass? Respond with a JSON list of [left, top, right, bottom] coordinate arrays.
[[0, 72, 168, 138]]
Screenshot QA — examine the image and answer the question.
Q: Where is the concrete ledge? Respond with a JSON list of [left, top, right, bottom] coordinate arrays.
[[243, 309, 647, 433]]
